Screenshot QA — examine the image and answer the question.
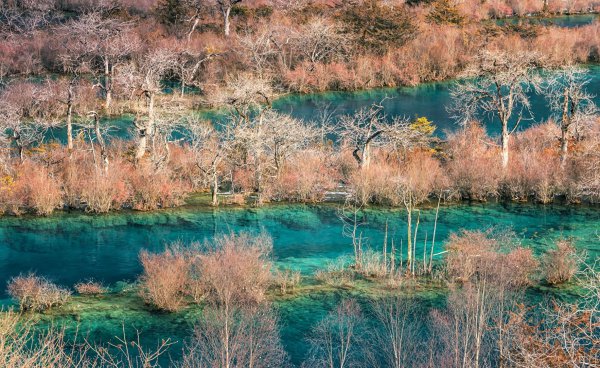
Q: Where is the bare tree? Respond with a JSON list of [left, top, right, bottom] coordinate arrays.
[[368, 297, 422, 368], [0, 0, 57, 36], [182, 304, 288, 368], [184, 118, 230, 205], [54, 16, 103, 151], [181, 0, 210, 41], [339, 201, 367, 270], [210, 74, 282, 202], [216, 0, 243, 37], [337, 103, 427, 169], [304, 299, 366, 368], [544, 65, 597, 165], [236, 27, 281, 77], [0, 82, 54, 161], [115, 48, 177, 160], [293, 18, 348, 67], [501, 265, 599, 368], [174, 43, 218, 97], [76, 12, 142, 111], [450, 50, 542, 168]]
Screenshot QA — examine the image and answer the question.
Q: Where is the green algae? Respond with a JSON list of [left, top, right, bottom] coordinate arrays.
[[0, 202, 598, 365]]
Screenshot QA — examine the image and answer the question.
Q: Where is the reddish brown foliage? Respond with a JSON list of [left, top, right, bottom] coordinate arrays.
[[445, 230, 539, 287], [7, 274, 71, 312], [74, 280, 107, 295], [542, 239, 580, 285], [139, 247, 189, 312]]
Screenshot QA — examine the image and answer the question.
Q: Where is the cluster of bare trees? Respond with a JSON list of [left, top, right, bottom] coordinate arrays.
[[451, 50, 597, 169], [137, 232, 290, 367]]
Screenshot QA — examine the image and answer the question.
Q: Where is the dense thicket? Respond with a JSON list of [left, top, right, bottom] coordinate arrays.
[[0, 0, 598, 216]]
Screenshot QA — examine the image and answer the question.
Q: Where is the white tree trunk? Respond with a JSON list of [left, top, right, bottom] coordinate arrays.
[[501, 123, 510, 169], [104, 59, 112, 110], [135, 93, 155, 160], [223, 7, 231, 37], [66, 82, 74, 151]]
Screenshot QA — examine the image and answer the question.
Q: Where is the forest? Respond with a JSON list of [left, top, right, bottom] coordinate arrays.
[[0, 0, 598, 367]]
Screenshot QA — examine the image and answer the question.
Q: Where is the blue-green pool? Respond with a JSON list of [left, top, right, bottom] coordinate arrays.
[[0, 202, 598, 299], [0, 202, 598, 364]]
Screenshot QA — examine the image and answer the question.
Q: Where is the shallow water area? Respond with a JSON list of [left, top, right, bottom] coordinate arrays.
[[0, 202, 598, 364]]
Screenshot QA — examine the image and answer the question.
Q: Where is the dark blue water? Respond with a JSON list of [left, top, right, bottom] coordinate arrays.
[[53, 66, 599, 142]]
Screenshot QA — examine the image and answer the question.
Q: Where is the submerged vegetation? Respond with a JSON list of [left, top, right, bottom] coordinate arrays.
[[1, 230, 598, 367]]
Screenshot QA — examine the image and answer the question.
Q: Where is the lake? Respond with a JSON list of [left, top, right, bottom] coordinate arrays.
[[47, 65, 600, 143], [0, 202, 598, 364]]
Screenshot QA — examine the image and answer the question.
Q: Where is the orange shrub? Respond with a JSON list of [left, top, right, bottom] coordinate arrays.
[[74, 280, 107, 295], [542, 239, 579, 285], [17, 162, 62, 216], [7, 274, 71, 312], [79, 162, 130, 213], [445, 230, 539, 287], [139, 247, 189, 312], [271, 150, 339, 202], [445, 123, 503, 201], [195, 232, 273, 305], [129, 164, 190, 211]]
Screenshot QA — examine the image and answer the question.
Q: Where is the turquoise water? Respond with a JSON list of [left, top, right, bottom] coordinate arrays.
[[60, 66, 600, 142], [1, 203, 598, 300], [1, 202, 598, 364], [0, 203, 598, 364]]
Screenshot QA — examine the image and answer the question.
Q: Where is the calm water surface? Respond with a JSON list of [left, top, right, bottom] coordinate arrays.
[[46, 66, 600, 141], [0, 203, 598, 363], [0, 203, 599, 298]]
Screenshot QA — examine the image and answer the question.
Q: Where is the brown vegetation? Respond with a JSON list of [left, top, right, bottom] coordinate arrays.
[[138, 232, 273, 311], [445, 230, 539, 288], [0, 309, 174, 367], [542, 239, 580, 285], [7, 274, 71, 312], [139, 246, 189, 311], [74, 280, 107, 295]]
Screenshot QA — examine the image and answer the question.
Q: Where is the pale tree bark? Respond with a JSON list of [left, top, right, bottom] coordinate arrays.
[[66, 79, 75, 151], [135, 91, 155, 160], [217, 0, 242, 37], [91, 111, 109, 175], [450, 50, 541, 169], [544, 66, 597, 167]]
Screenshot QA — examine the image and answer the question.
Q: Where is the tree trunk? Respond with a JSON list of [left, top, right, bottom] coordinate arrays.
[[405, 204, 412, 272], [104, 59, 112, 110], [361, 142, 371, 169], [255, 156, 262, 204], [501, 122, 509, 169], [187, 17, 200, 43], [560, 87, 570, 166], [94, 113, 109, 175], [66, 81, 74, 151], [135, 92, 155, 160], [223, 6, 231, 37], [211, 168, 219, 206], [12, 132, 23, 162]]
